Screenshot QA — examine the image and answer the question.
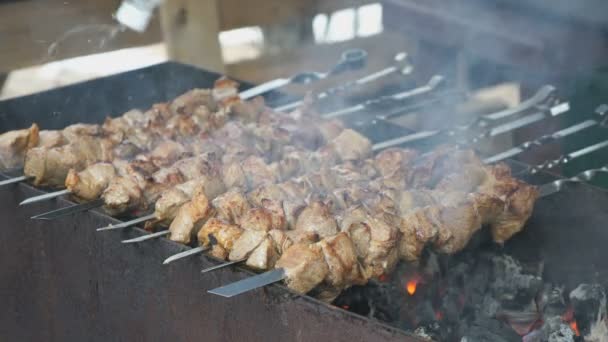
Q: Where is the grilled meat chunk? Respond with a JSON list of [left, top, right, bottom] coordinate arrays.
[[330, 129, 372, 161], [295, 201, 338, 238], [275, 242, 329, 294], [102, 177, 143, 216], [65, 163, 116, 201], [197, 217, 243, 251], [246, 237, 279, 270], [0, 123, 39, 170], [241, 156, 278, 188], [212, 188, 251, 224], [319, 232, 365, 288], [374, 148, 418, 178], [490, 181, 538, 244], [228, 229, 267, 261], [169, 192, 213, 244], [239, 208, 274, 232]]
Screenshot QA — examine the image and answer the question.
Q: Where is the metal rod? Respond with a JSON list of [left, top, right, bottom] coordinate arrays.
[[201, 259, 246, 274], [97, 213, 156, 231], [539, 165, 608, 197], [19, 189, 70, 206], [482, 85, 557, 121], [321, 75, 444, 119], [527, 139, 608, 174], [0, 175, 30, 187], [162, 246, 209, 265], [207, 268, 287, 298], [273, 52, 412, 112], [240, 49, 367, 100], [121, 229, 170, 244], [30, 198, 104, 220]]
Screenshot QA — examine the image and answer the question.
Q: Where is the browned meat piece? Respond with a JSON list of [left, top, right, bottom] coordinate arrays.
[[61, 123, 101, 141], [319, 232, 365, 288], [282, 199, 306, 230], [221, 161, 248, 189], [212, 188, 251, 224], [102, 177, 143, 216], [241, 156, 278, 188], [0, 123, 39, 169], [239, 208, 274, 232], [317, 119, 344, 142], [277, 148, 309, 180], [275, 242, 329, 294], [170, 88, 216, 115], [374, 148, 418, 177], [329, 129, 371, 161], [65, 163, 116, 201], [152, 187, 190, 225], [408, 145, 454, 188], [330, 186, 371, 211], [169, 192, 213, 244], [209, 245, 229, 260], [228, 229, 267, 261], [341, 206, 400, 278], [489, 182, 538, 244], [396, 207, 441, 262], [231, 96, 265, 122], [278, 177, 314, 199], [320, 164, 368, 190], [197, 217, 243, 251], [248, 183, 286, 206], [38, 130, 66, 148], [434, 162, 487, 193], [113, 142, 142, 159], [295, 201, 338, 238], [260, 199, 287, 230], [148, 140, 186, 167], [433, 197, 483, 254], [24, 136, 107, 187], [245, 237, 279, 270], [268, 229, 319, 255]]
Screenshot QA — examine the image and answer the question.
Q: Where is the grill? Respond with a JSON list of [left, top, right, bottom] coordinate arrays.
[[1, 61, 607, 341]]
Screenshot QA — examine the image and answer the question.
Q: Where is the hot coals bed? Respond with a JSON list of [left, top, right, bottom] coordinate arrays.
[[0, 63, 606, 342]]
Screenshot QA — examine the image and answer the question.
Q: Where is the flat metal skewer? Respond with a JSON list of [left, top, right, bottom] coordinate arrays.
[[30, 198, 104, 220], [121, 229, 170, 244], [162, 246, 210, 265], [97, 213, 156, 231], [538, 165, 608, 198], [0, 175, 31, 187], [20, 189, 70, 206], [201, 259, 246, 274], [208, 268, 286, 298], [240, 49, 367, 100]]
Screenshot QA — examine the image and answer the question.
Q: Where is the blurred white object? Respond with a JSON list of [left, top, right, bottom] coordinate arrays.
[[115, 0, 163, 32]]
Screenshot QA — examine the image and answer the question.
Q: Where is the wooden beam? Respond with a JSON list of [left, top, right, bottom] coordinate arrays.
[[160, 0, 224, 73]]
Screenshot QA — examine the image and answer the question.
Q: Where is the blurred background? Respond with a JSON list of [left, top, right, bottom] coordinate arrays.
[[2, 0, 608, 177]]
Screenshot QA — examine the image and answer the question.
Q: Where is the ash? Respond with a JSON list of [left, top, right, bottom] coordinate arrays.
[[334, 246, 608, 341]]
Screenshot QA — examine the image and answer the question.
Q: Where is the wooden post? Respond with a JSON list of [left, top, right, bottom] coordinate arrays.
[[160, 0, 225, 73]]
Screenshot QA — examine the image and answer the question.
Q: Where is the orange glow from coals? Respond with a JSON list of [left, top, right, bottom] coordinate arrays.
[[569, 321, 580, 336], [406, 280, 418, 296], [342, 305, 350, 310], [435, 310, 444, 321]]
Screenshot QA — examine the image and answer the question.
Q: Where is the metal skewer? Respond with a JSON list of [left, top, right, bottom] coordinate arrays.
[[538, 165, 608, 197], [526, 139, 608, 175], [96, 213, 155, 231], [162, 246, 210, 265], [484, 104, 608, 164], [208, 268, 286, 298], [30, 198, 104, 220], [322, 75, 445, 119], [0, 175, 31, 187], [20, 189, 70, 206], [239, 49, 367, 100], [121, 229, 170, 244], [201, 259, 246, 274], [274, 52, 412, 112]]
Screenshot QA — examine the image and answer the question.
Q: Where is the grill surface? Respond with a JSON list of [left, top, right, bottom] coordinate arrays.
[[1, 63, 607, 342]]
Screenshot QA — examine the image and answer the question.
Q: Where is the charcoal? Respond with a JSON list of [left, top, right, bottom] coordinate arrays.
[[569, 283, 607, 335]]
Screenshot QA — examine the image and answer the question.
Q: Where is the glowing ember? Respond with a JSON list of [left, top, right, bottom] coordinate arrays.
[[406, 280, 418, 296], [435, 310, 444, 321], [342, 305, 350, 310], [569, 321, 580, 336]]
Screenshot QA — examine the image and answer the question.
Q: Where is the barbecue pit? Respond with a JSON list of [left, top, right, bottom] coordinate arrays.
[[1, 62, 607, 342]]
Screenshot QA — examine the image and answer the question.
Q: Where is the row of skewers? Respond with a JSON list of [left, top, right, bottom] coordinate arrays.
[[1, 67, 606, 300]]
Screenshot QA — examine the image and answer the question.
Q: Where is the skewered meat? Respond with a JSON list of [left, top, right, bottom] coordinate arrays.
[[212, 188, 251, 225], [221, 161, 247, 189], [65, 163, 116, 201], [329, 129, 372, 161], [374, 148, 418, 178], [24, 136, 113, 187], [0, 123, 39, 169], [275, 242, 329, 294], [169, 192, 213, 244], [245, 237, 279, 270], [319, 232, 365, 288], [295, 201, 338, 238], [489, 181, 538, 244], [102, 177, 143, 216], [239, 208, 274, 232], [241, 156, 278, 188], [197, 217, 243, 249], [228, 229, 267, 261]]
